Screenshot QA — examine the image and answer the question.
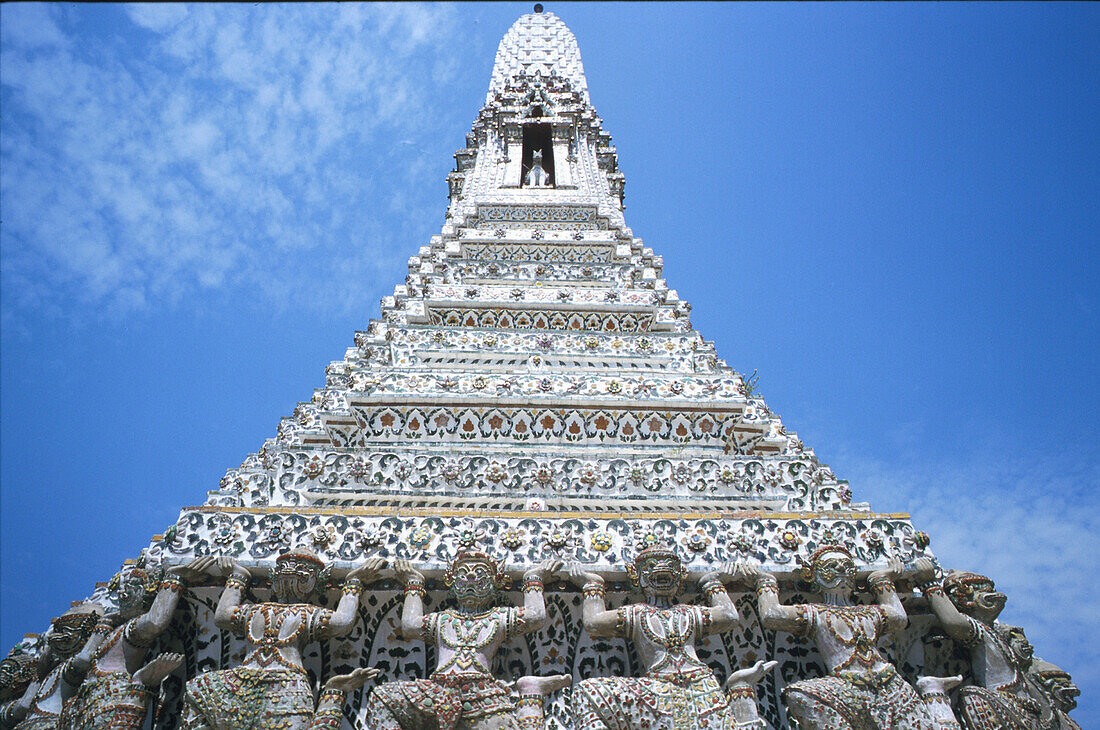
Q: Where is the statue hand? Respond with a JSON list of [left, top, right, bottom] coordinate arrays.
[[203, 557, 242, 580], [868, 558, 904, 584], [727, 660, 778, 688], [323, 666, 382, 694], [564, 563, 604, 587], [697, 570, 721, 587], [912, 558, 937, 583], [98, 610, 126, 630], [718, 561, 739, 584], [525, 559, 563, 581], [167, 556, 218, 583], [392, 559, 424, 585], [346, 557, 386, 584], [739, 562, 765, 585]]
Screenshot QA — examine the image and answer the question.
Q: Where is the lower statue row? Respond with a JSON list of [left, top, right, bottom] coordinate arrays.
[[0, 542, 1081, 730]]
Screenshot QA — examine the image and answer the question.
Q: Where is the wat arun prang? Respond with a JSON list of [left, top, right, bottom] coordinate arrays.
[[0, 9, 1082, 730]]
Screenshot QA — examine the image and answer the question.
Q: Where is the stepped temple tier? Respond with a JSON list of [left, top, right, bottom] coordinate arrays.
[[2, 9, 1080, 730]]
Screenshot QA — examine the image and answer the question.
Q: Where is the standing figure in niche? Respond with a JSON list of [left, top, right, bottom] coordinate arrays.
[[524, 150, 552, 188], [181, 549, 385, 730], [914, 560, 1049, 730], [567, 541, 773, 730], [364, 552, 569, 730], [60, 559, 214, 730], [746, 546, 962, 730], [6, 604, 105, 730]]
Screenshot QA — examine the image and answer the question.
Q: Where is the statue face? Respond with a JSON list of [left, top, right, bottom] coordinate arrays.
[[637, 554, 683, 597], [272, 558, 320, 603], [117, 576, 147, 616], [970, 580, 1007, 617], [1046, 676, 1080, 711], [451, 559, 496, 607], [1004, 627, 1034, 665], [47, 620, 89, 657], [0, 657, 33, 691], [812, 551, 856, 591]]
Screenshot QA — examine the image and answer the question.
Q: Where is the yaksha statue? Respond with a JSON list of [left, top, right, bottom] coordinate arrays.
[[182, 549, 385, 730], [747, 547, 961, 730], [914, 561, 1050, 730], [5, 603, 105, 730], [1029, 659, 1081, 730], [58, 560, 212, 730], [567, 541, 774, 730], [0, 648, 37, 703], [0, 647, 38, 725], [365, 552, 570, 730]]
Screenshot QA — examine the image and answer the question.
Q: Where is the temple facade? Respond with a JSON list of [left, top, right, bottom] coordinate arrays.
[[0, 9, 1081, 730]]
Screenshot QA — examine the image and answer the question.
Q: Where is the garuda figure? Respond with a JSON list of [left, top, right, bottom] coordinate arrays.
[[182, 549, 384, 730], [567, 541, 773, 730], [365, 552, 569, 730], [914, 560, 1047, 730], [5, 604, 104, 730], [747, 547, 961, 730], [59, 560, 211, 730]]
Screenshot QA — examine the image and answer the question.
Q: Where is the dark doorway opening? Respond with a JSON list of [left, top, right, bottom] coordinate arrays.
[[521, 123, 555, 187]]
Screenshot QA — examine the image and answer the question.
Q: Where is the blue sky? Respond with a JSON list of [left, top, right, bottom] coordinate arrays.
[[2, 2, 1097, 722]]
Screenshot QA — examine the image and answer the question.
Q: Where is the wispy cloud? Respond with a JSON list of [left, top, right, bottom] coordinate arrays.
[[1, 3, 467, 323]]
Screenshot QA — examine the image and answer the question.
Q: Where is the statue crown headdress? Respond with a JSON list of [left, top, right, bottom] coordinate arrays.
[[1030, 658, 1071, 680], [942, 569, 993, 602], [443, 549, 509, 590], [51, 603, 103, 631], [276, 547, 326, 569], [627, 534, 684, 585], [269, 547, 331, 593], [797, 543, 855, 582]]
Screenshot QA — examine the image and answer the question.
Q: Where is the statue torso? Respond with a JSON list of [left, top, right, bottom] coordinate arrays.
[[229, 602, 330, 673], [426, 607, 521, 681], [801, 604, 894, 679], [620, 604, 713, 680]]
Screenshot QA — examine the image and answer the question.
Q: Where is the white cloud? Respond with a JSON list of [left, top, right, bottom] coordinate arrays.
[[1, 4, 470, 322], [0, 3, 70, 50], [126, 4, 189, 33]]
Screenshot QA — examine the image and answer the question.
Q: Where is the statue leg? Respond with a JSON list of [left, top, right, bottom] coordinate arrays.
[[571, 677, 665, 730], [363, 691, 414, 730], [915, 676, 963, 730], [726, 661, 778, 729], [514, 675, 572, 730], [955, 687, 1038, 730], [180, 696, 214, 730], [783, 686, 855, 730], [365, 680, 462, 730], [132, 653, 184, 688]]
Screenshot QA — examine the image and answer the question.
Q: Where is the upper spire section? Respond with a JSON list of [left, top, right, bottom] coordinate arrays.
[[488, 10, 589, 106]]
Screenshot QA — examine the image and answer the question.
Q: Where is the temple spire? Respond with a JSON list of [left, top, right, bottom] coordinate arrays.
[[488, 10, 590, 106]]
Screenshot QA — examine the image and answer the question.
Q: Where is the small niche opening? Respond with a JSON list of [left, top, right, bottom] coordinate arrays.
[[521, 123, 555, 188]]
